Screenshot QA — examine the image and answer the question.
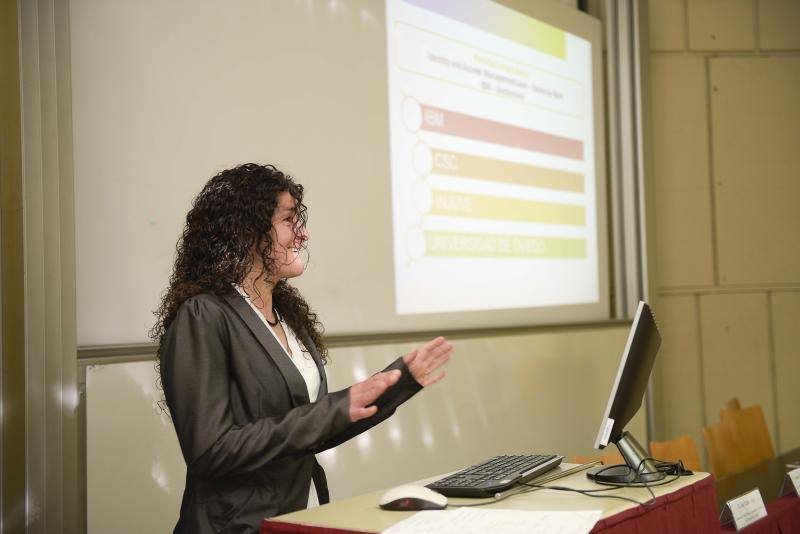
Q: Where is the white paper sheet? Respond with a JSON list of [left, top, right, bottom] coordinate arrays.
[[382, 508, 603, 534]]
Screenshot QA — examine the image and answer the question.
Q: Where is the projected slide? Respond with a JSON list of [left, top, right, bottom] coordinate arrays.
[[387, 0, 598, 315]]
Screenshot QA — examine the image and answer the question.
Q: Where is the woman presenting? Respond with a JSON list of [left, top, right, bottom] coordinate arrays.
[[152, 163, 452, 533]]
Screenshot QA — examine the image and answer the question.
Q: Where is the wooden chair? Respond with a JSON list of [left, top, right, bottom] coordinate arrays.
[[719, 396, 742, 421], [649, 435, 702, 472], [702, 421, 746, 478], [724, 397, 741, 411], [720, 405, 774, 468], [572, 449, 625, 466], [703, 404, 775, 477]]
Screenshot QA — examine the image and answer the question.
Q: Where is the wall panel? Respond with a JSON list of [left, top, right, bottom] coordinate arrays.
[[771, 291, 800, 453], [710, 57, 800, 285], [688, 0, 755, 50], [699, 293, 775, 444], [648, 0, 800, 477], [648, 0, 685, 51], [759, 0, 800, 50], [650, 56, 714, 288], [651, 295, 706, 467]]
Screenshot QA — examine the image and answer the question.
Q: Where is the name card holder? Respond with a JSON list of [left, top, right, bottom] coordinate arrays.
[[719, 488, 768, 531], [779, 467, 800, 498]]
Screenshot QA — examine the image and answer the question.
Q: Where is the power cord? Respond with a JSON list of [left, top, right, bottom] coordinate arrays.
[[524, 457, 687, 507], [447, 485, 535, 508]]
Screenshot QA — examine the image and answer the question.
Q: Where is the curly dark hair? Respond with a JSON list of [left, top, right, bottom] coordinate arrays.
[[150, 163, 327, 373]]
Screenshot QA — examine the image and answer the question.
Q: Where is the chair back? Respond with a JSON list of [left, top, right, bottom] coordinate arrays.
[[702, 422, 746, 478], [725, 397, 741, 410], [572, 449, 625, 466], [720, 405, 774, 468], [702, 403, 775, 477], [649, 435, 702, 472]]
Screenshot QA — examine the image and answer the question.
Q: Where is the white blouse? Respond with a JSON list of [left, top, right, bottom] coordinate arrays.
[[235, 286, 322, 508]]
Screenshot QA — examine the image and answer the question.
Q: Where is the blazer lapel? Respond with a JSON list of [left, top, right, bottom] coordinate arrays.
[[221, 290, 310, 407]]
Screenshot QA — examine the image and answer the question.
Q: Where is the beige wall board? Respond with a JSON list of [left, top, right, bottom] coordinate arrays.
[[699, 292, 776, 446], [649, 0, 686, 50], [650, 56, 710, 194], [688, 0, 756, 50], [651, 295, 706, 468], [655, 193, 715, 288], [771, 291, 800, 452], [650, 56, 714, 287], [759, 0, 800, 50], [710, 57, 800, 284], [86, 325, 635, 533]]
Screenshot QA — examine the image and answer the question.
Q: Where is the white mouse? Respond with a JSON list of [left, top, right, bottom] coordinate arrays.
[[378, 484, 448, 511]]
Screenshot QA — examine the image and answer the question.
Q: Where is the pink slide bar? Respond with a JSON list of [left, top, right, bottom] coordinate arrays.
[[420, 104, 583, 160]]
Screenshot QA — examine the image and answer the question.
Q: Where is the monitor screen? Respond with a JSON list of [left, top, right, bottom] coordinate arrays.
[[593, 301, 661, 450]]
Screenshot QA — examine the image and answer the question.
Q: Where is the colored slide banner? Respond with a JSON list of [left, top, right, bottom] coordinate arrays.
[[426, 189, 585, 226], [405, 100, 583, 160], [425, 230, 586, 259], [423, 147, 584, 192], [402, 0, 566, 59]]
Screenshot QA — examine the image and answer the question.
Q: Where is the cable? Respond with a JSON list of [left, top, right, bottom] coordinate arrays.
[[449, 456, 685, 509], [589, 457, 660, 505], [522, 457, 684, 507], [522, 481, 656, 506], [446, 485, 537, 508], [653, 459, 694, 476]]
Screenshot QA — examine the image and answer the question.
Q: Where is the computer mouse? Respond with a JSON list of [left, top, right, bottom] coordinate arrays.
[[378, 484, 448, 511]]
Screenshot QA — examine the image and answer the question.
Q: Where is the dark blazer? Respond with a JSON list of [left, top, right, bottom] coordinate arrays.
[[160, 290, 422, 533]]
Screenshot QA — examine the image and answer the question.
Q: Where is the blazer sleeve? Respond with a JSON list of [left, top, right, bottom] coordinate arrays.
[[161, 296, 354, 480], [312, 357, 423, 453]]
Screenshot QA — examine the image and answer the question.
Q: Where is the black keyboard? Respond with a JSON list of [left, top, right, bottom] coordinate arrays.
[[426, 454, 564, 498]]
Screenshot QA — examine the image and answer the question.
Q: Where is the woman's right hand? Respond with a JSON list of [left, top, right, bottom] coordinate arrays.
[[348, 370, 401, 422]]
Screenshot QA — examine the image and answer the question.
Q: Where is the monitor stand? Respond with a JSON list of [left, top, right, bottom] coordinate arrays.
[[586, 431, 665, 484]]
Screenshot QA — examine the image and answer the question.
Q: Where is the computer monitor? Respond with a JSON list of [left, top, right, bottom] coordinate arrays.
[[587, 300, 664, 484]]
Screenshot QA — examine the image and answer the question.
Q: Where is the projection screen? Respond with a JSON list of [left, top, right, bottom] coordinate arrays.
[[72, 0, 607, 344]]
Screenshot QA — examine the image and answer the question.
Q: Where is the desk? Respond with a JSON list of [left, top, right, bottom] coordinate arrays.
[[715, 447, 800, 510], [715, 447, 800, 533], [261, 465, 718, 533], [720, 496, 800, 533]]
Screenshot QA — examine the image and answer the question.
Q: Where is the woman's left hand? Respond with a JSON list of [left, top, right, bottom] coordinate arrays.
[[403, 336, 453, 387]]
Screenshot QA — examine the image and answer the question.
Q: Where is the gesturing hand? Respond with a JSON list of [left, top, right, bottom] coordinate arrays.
[[348, 370, 401, 422], [403, 336, 452, 387], [347, 337, 452, 422]]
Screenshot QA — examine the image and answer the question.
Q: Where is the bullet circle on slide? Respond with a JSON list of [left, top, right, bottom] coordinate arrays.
[[413, 180, 433, 214], [413, 142, 432, 176], [402, 97, 422, 132], [406, 226, 426, 261]]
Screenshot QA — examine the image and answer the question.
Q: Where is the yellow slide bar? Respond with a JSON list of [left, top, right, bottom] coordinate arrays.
[[429, 189, 585, 226], [431, 148, 584, 192], [425, 230, 586, 259]]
